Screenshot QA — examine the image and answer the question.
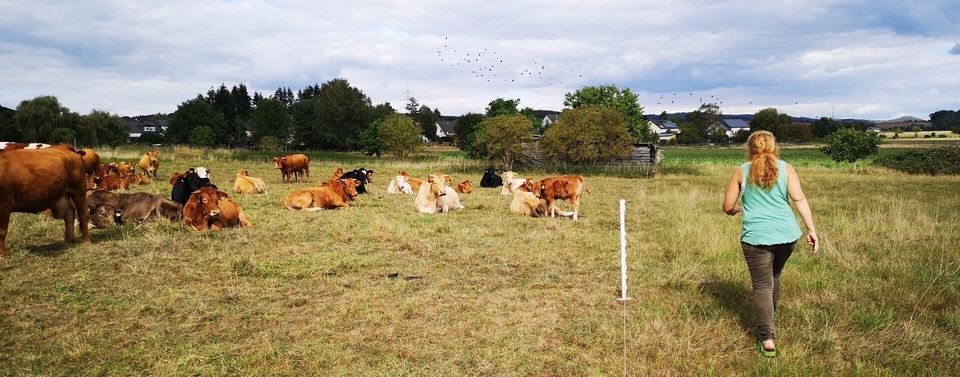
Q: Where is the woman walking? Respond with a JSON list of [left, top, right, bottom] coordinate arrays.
[[722, 130, 819, 357]]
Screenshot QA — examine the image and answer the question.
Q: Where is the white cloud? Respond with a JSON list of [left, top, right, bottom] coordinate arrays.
[[0, 0, 958, 120]]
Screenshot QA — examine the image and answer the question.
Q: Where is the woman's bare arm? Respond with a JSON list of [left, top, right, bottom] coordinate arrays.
[[722, 166, 742, 216], [786, 165, 819, 253]]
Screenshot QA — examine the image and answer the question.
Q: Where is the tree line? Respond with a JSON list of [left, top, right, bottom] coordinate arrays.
[[0, 96, 128, 147]]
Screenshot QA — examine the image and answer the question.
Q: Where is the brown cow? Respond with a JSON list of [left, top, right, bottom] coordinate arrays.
[[80, 149, 100, 174], [96, 171, 129, 191], [138, 150, 160, 179], [0, 145, 91, 256], [274, 154, 310, 183], [531, 175, 590, 221], [233, 170, 267, 194], [86, 190, 181, 228], [455, 180, 473, 194], [331, 167, 344, 180], [182, 187, 251, 230], [510, 180, 548, 217], [283, 178, 360, 211], [116, 161, 136, 177], [398, 171, 423, 192], [97, 163, 120, 179], [1, 142, 51, 150], [125, 174, 152, 186]]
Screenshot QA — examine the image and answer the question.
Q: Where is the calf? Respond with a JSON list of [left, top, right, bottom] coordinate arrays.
[[531, 175, 590, 221], [233, 170, 267, 194], [387, 173, 414, 194], [0, 145, 91, 256], [398, 171, 423, 192], [172, 167, 214, 205], [96, 171, 130, 191], [510, 180, 548, 217], [274, 154, 310, 182], [480, 167, 502, 188], [182, 187, 251, 230], [500, 171, 526, 195], [283, 178, 360, 210], [87, 190, 181, 228], [138, 150, 160, 179], [455, 180, 473, 194]]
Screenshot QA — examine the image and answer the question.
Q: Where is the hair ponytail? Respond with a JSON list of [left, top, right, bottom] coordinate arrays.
[[746, 131, 779, 190]]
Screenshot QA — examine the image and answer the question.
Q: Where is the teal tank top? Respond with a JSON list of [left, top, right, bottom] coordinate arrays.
[[740, 160, 803, 245]]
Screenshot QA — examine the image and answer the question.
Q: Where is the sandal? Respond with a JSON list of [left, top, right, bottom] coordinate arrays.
[[757, 341, 777, 358]]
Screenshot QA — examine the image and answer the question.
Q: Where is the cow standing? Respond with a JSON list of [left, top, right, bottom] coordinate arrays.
[[138, 150, 160, 179], [531, 175, 590, 221], [274, 154, 310, 183], [0, 145, 91, 256]]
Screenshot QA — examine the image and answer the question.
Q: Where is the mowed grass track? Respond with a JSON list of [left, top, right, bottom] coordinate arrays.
[[1, 148, 959, 375]]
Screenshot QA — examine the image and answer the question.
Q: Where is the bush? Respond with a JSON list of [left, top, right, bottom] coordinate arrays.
[[189, 126, 216, 147], [474, 114, 533, 170], [821, 128, 881, 168], [875, 147, 960, 175], [258, 136, 283, 151], [377, 114, 422, 157], [540, 107, 634, 163]]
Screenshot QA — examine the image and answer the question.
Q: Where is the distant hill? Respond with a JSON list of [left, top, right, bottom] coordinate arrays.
[[877, 115, 926, 123], [646, 112, 874, 125]]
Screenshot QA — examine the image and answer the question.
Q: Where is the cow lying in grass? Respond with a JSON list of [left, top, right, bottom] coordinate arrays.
[[455, 180, 473, 194], [233, 170, 267, 195], [387, 173, 414, 194], [182, 187, 251, 230], [415, 174, 463, 214], [510, 181, 548, 217], [500, 171, 526, 195], [282, 178, 360, 211], [87, 190, 181, 228]]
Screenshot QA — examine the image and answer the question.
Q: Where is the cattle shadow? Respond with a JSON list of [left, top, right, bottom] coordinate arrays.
[[26, 227, 127, 257], [699, 278, 754, 337]]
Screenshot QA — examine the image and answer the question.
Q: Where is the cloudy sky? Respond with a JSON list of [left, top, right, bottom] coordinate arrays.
[[1, 0, 958, 120]]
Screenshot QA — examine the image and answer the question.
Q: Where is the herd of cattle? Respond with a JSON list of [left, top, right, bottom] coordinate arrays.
[[0, 144, 589, 257]]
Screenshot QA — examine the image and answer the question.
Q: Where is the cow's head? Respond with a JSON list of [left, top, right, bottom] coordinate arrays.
[[458, 180, 473, 194], [237, 170, 250, 177], [398, 170, 410, 177], [484, 167, 499, 176], [503, 171, 517, 181], [191, 186, 228, 219], [365, 169, 374, 183], [441, 174, 453, 186], [519, 179, 538, 194], [394, 175, 411, 192], [273, 157, 285, 170], [426, 175, 447, 197], [195, 167, 210, 179], [340, 178, 360, 200]]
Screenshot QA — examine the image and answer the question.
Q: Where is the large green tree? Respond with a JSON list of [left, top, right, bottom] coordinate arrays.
[[0, 105, 17, 140], [811, 117, 841, 138], [78, 110, 127, 146], [12, 95, 75, 143], [749, 108, 792, 137], [359, 102, 399, 155], [474, 114, 533, 170], [563, 85, 651, 142], [251, 98, 292, 144], [453, 113, 486, 158], [686, 103, 723, 141], [166, 96, 226, 144], [541, 107, 634, 163], [930, 110, 960, 131], [311, 78, 372, 150]]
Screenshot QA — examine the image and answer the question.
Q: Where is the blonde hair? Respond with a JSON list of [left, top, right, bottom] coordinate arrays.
[[746, 131, 779, 190]]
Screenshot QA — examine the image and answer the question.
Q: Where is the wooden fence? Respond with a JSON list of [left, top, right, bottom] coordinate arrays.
[[518, 142, 660, 175]]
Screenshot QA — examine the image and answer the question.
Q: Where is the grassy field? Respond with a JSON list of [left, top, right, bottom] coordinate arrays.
[[1, 145, 959, 375]]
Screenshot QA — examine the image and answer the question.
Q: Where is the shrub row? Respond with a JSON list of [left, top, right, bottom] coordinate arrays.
[[874, 146, 960, 175]]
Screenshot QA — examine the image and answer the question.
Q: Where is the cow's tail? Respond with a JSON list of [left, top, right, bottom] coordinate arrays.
[[580, 177, 592, 195]]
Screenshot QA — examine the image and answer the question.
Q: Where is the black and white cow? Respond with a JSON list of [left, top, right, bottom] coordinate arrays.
[[339, 168, 375, 194], [171, 167, 216, 205]]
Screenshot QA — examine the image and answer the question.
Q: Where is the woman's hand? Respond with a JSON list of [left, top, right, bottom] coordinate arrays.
[[807, 230, 819, 254]]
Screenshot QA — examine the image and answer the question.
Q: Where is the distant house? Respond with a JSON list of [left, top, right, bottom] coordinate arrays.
[[540, 114, 560, 132], [866, 126, 882, 133], [720, 118, 751, 137], [123, 115, 169, 141], [648, 118, 680, 141], [436, 119, 457, 139]]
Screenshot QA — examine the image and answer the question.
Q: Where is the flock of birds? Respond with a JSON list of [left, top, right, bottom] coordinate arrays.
[[435, 36, 582, 87], [432, 36, 804, 112]]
